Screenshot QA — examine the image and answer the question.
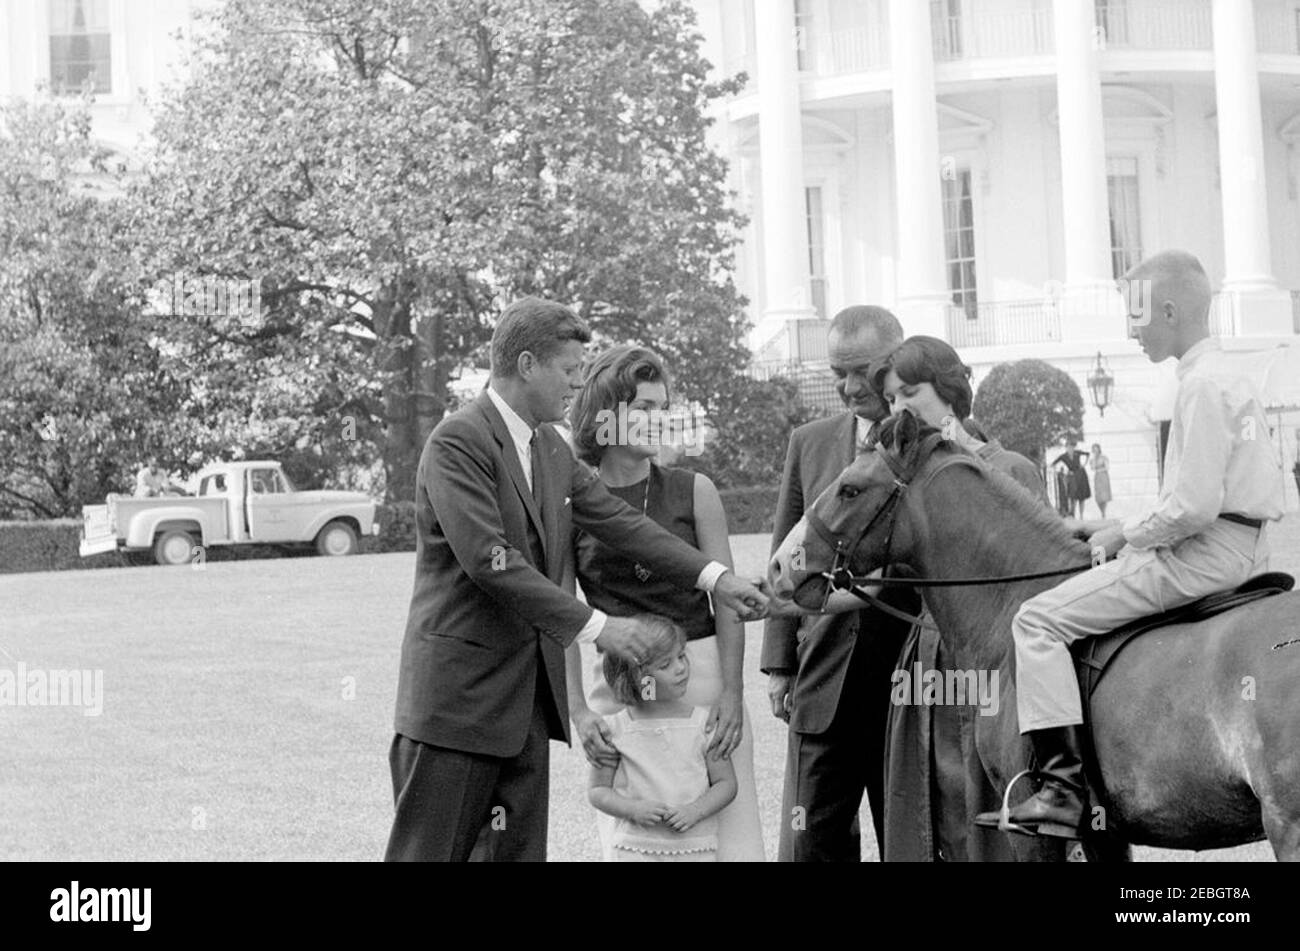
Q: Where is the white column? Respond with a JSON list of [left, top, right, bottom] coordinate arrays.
[[0, 1, 11, 99], [1053, 0, 1118, 341], [888, 0, 948, 339], [1212, 0, 1292, 336], [754, 0, 813, 357]]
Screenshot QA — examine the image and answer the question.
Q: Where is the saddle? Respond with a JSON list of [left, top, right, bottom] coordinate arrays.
[[1070, 571, 1295, 702]]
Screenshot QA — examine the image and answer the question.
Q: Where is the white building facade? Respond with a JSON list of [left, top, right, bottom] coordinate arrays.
[[694, 0, 1300, 515], [1, 0, 206, 160]]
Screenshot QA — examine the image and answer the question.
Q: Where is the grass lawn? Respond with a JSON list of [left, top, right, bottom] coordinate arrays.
[[4, 518, 1296, 862]]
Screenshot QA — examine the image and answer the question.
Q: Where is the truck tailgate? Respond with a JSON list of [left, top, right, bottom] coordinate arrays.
[[79, 505, 118, 556]]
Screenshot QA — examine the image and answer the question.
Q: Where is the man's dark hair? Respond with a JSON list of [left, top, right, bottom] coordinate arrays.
[[490, 297, 592, 378], [829, 305, 904, 349]]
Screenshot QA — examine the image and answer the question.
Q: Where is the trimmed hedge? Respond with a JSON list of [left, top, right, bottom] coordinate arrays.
[[0, 520, 123, 574], [0, 490, 782, 574]]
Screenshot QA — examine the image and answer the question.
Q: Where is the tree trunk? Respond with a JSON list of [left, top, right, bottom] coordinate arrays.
[[374, 282, 422, 505]]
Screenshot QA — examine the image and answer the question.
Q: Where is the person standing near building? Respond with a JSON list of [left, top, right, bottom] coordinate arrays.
[[763, 305, 920, 861], [1051, 441, 1091, 519], [1089, 443, 1112, 517]]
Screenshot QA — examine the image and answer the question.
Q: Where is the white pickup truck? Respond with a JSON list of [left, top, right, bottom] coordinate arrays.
[[79, 460, 380, 565]]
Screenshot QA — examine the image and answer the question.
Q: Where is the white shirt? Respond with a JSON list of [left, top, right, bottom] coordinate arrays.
[[486, 385, 727, 645], [134, 467, 168, 498], [856, 415, 874, 453], [1123, 338, 1284, 551]]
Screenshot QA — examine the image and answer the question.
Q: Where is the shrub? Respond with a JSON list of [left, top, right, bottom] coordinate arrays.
[[683, 376, 820, 489], [717, 486, 780, 535], [372, 501, 418, 553], [973, 359, 1085, 465]]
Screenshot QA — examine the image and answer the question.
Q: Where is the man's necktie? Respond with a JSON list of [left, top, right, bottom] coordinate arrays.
[[529, 431, 543, 505]]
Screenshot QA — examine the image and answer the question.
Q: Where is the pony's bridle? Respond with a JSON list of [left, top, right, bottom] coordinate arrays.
[[796, 433, 1092, 625], [800, 432, 959, 614]]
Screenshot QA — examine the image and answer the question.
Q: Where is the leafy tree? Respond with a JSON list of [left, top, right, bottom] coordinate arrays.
[[0, 96, 186, 518], [138, 0, 752, 503], [680, 375, 820, 488], [972, 358, 1085, 467]]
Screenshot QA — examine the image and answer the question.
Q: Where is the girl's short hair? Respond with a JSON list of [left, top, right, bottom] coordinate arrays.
[[602, 615, 688, 706], [569, 345, 671, 466], [872, 335, 973, 420]]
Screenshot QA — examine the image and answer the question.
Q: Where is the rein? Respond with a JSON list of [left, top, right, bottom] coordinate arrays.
[[805, 434, 1095, 630]]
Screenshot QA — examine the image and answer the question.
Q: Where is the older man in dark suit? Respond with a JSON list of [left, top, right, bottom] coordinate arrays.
[[764, 305, 920, 861], [385, 297, 767, 862]]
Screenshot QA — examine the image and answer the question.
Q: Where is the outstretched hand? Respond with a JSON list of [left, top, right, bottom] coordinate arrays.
[[758, 578, 822, 619], [713, 571, 769, 622]]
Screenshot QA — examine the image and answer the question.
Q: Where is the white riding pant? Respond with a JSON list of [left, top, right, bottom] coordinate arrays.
[[1013, 519, 1270, 732]]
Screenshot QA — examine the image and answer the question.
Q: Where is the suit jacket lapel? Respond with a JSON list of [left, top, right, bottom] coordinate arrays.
[[476, 393, 548, 553], [837, 411, 858, 472]]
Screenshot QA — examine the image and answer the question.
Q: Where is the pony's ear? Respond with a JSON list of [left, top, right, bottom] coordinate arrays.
[[894, 408, 921, 456]]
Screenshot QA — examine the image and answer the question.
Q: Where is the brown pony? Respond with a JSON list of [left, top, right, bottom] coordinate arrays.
[[768, 411, 1300, 861]]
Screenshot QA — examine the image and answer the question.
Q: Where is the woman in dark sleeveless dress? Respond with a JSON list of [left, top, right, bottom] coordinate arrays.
[[563, 344, 765, 861], [1052, 441, 1091, 519]]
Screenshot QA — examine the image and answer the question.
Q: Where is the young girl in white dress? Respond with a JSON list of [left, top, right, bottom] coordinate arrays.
[[588, 615, 737, 862]]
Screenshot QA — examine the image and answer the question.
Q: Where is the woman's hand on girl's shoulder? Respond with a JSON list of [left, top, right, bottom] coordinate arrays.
[[572, 707, 620, 768], [706, 691, 743, 761]]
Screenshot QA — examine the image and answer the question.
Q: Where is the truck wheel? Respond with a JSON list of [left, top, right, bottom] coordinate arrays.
[[316, 520, 358, 557], [154, 530, 198, 566]]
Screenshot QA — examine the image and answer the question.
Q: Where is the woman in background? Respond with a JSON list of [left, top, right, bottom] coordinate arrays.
[[1090, 442, 1112, 518], [1052, 440, 1091, 519]]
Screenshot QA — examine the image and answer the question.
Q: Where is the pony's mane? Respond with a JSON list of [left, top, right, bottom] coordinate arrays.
[[874, 414, 1085, 555], [980, 461, 1084, 552]]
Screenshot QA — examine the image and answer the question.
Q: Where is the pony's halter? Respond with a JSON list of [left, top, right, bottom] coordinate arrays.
[[800, 432, 982, 612]]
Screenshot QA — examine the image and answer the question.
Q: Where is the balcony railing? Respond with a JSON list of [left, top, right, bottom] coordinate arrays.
[[729, 0, 1297, 94], [945, 300, 1062, 348], [933, 7, 1054, 62], [747, 359, 842, 413], [803, 25, 890, 75], [1257, 4, 1300, 55], [1093, 0, 1212, 51]]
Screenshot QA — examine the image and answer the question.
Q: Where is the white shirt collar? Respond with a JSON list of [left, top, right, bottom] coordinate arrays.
[[486, 383, 535, 447], [1176, 337, 1219, 378]]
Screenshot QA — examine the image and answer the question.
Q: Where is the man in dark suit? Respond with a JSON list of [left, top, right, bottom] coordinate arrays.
[[385, 297, 767, 862], [763, 305, 920, 861]]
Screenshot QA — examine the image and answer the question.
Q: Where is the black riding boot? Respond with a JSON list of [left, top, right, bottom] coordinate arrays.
[[975, 725, 1088, 838]]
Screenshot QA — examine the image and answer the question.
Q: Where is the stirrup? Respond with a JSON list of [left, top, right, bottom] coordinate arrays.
[[979, 768, 1085, 840], [993, 768, 1041, 837]]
